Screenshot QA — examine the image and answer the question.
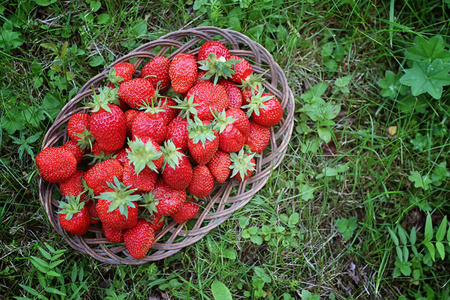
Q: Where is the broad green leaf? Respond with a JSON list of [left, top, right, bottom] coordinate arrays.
[[335, 75, 352, 87], [424, 241, 435, 261], [410, 227, 417, 245], [378, 71, 407, 99], [19, 284, 40, 297], [316, 167, 338, 179], [424, 214, 433, 241], [336, 217, 357, 239], [254, 267, 271, 283], [132, 19, 147, 37], [250, 235, 263, 245], [45, 287, 66, 296], [301, 82, 329, 104], [88, 55, 104, 67], [35, 0, 57, 6], [318, 127, 332, 143], [97, 13, 111, 24], [397, 226, 408, 245], [388, 228, 399, 246], [399, 60, 450, 99], [436, 216, 447, 242], [211, 280, 232, 300], [436, 242, 445, 260], [402, 245, 409, 262], [408, 171, 432, 191], [288, 213, 300, 226], [299, 183, 315, 201], [222, 248, 237, 260], [405, 35, 450, 63]]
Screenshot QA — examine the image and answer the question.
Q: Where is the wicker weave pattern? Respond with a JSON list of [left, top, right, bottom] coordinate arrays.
[[38, 27, 295, 264]]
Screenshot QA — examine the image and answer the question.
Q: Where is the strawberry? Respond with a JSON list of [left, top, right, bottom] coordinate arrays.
[[207, 150, 231, 183], [107, 62, 135, 86], [86, 199, 100, 224], [214, 109, 250, 153], [59, 170, 88, 203], [36, 147, 77, 183], [198, 41, 231, 61], [245, 121, 271, 153], [230, 55, 253, 84], [88, 87, 127, 152], [123, 219, 155, 260], [58, 195, 91, 236], [84, 158, 123, 196], [61, 140, 87, 164], [124, 109, 140, 137], [185, 81, 229, 121], [115, 148, 129, 166], [161, 140, 193, 190], [188, 165, 215, 198], [166, 116, 189, 152], [230, 149, 256, 181], [67, 112, 94, 149], [169, 53, 198, 94], [187, 119, 219, 165], [102, 223, 124, 243], [131, 111, 168, 145], [245, 90, 283, 127], [95, 178, 141, 230], [122, 163, 158, 193], [118, 78, 156, 108], [155, 97, 178, 125], [140, 56, 171, 92], [148, 213, 165, 232], [218, 79, 243, 110], [126, 137, 163, 174], [151, 179, 187, 216], [171, 199, 199, 223]]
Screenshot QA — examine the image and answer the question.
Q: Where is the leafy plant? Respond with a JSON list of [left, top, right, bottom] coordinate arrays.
[[336, 217, 358, 239]]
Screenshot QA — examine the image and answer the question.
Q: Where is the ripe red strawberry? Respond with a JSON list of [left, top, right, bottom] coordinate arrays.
[[147, 213, 165, 232], [88, 87, 127, 152], [122, 163, 158, 192], [115, 148, 129, 166], [61, 140, 87, 164], [187, 119, 219, 165], [245, 121, 271, 153], [95, 178, 141, 230], [131, 111, 167, 145], [152, 179, 187, 216], [166, 116, 189, 152], [161, 140, 193, 190], [125, 109, 140, 137], [36, 147, 77, 183], [207, 150, 231, 183], [198, 41, 231, 61], [246, 91, 283, 127], [89, 141, 115, 157], [241, 86, 258, 107], [118, 78, 155, 108], [185, 81, 229, 121], [108, 62, 135, 86], [86, 200, 100, 224], [123, 219, 155, 260], [188, 165, 214, 198], [230, 150, 256, 181], [171, 199, 199, 223], [169, 53, 198, 94], [155, 97, 178, 125], [84, 158, 123, 196], [214, 109, 250, 153], [218, 79, 243, 110], [230, 55, 253, 84], [141, 56, 171, 93], [59, 170, 88, 203], [102, 223, 124, 243], [58, 195, 91, 236], [67, 112, 94, 149], [126, 137, 163, 174]]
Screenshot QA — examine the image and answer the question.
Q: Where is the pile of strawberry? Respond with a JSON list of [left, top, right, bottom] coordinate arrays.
[[36, 40, 284, 260]]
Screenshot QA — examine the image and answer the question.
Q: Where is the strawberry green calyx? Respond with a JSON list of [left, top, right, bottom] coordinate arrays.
[[95, 177, 141, 218], [87, 86, 120, 113], [187, 118, 217, 147], [74, 127, 95, 150], [229, 149, 256, 180], [58, 194, 85, 221], [139, 97, 166, 115], [126, 137, 163, 174], [172, 93, 198, 119], [139, 192, 159, 215], [212, 109, 237, 133], [242, 88, 274, 118], [198, 53, 241, 85], [107, 68, 124, 86], [161, 140, 184, 169], [239, 72, 265, 91]]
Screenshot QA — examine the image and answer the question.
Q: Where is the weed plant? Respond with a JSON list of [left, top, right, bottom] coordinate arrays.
[[0, 0, 449, 299]]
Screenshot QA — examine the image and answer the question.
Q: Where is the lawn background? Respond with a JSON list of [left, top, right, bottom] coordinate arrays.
[[0, 0, 449, 299]]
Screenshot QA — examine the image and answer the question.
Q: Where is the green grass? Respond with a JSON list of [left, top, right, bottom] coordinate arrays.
[[1, 0, 449, 299]]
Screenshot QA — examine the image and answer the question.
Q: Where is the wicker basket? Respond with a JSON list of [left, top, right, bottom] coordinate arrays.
[[38, 26, 295, 264]]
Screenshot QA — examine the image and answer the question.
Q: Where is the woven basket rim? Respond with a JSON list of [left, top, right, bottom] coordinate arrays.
[[38, 26, 295, 264]]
